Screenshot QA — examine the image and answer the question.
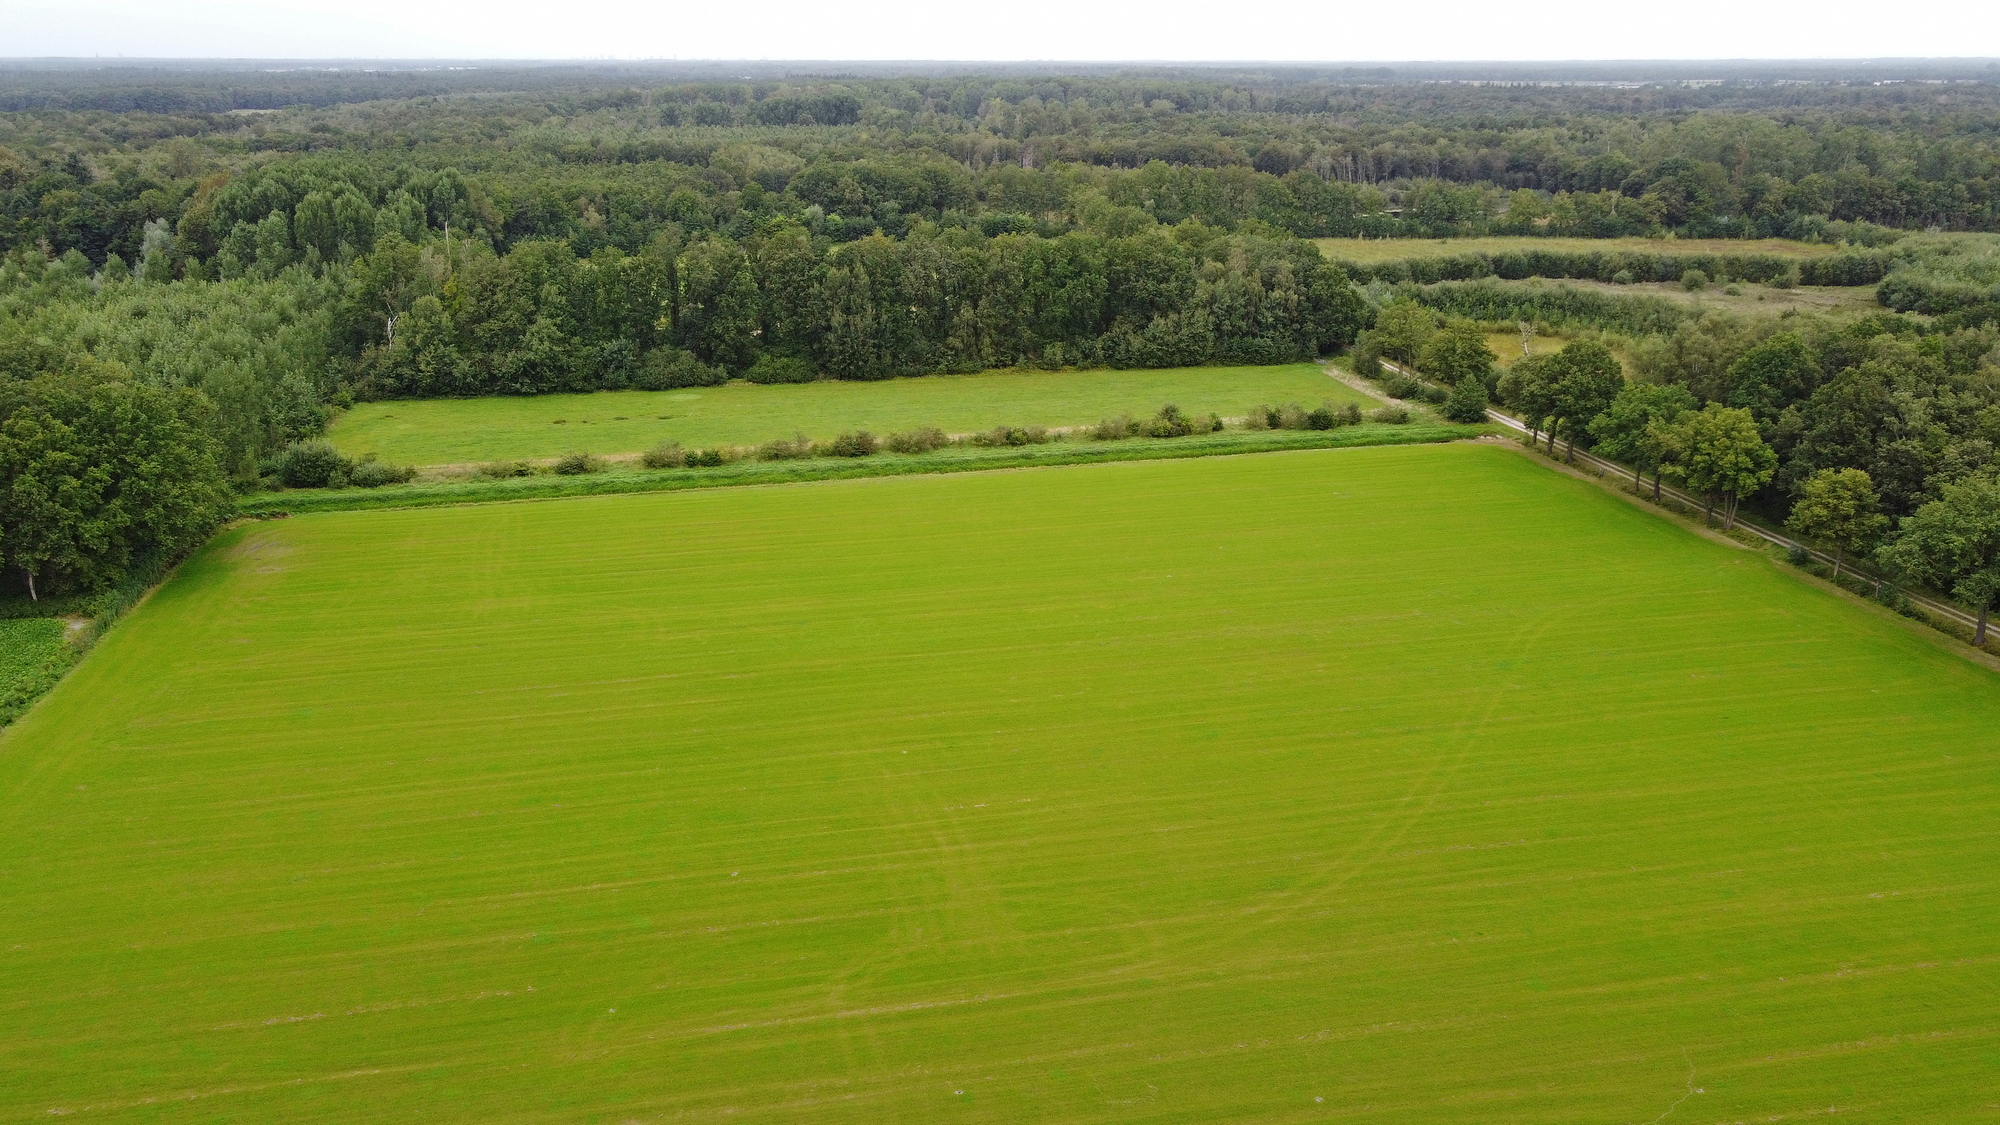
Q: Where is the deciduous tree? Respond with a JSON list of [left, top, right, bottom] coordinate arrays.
[[1878, 474, 2000, 646], [1786, 468, 1886, 581]]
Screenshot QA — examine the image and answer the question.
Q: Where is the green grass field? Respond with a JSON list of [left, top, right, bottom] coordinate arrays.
[[1313, 235, 1837, 263], [4, 444, 1998, 1123], [328, 363, 1371, 467]]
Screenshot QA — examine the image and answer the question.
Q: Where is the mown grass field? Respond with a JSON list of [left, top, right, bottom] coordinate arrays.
[[328, 363, 1369, 467], [4, 444, 1998, 1123], [1313, 235, 1837, 263]]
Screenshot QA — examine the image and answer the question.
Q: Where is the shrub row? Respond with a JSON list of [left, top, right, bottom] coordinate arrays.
[[1245, 401, 1366, 430], [1335, 248, 1892, 288], [1090, 404, 1222, 440], [264, 441, 417, 489], [1406, 279, 1695, 336]]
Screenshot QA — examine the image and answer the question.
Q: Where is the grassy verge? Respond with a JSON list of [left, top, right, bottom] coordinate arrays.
[[241, 423, 1486, 516]]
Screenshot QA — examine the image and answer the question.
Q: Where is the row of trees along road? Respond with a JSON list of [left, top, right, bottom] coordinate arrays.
[[1374, 302, 2000, 649]]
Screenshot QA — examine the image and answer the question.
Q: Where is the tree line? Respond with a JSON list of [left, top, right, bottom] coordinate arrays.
[[1369, 297, 2000, 643], [344, 221, 1367, 398]]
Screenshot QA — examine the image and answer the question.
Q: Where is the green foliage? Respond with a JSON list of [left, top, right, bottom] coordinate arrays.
[[1412, 279, 1694, 336], [1370, 404, 1412, 424], [1546, 339, 1626, 456], [634, 347, 728, 390], [1336, 245, 1893, 288], [969, 425, 1051, 447], [0, 617, 68, 726], [1681, 268, 1710, 291], [884, 426, 949, 454], [819, 431, 878, 458], [1878, 473, 2000, 640], [639, 442, 687, 469], [0, 377, 231, 598], [1418, 321, 1497, 389], [1586, 383, 1698, 486], [1725, 332, 1818, 424], [1658, 403, 1777, 527], [1141, 404, 1198, 438], [346, 457, 415, 489], [553, 451, 604, 475], [742, 354, 817, 385], [270, 440, 349, 488], [1091, 415, 1138, 440], [1442, 375, 1491, 423], [756, 433, 815, 461], [1787, 468, 1886, 578], [1364, 300, 1437, 365]]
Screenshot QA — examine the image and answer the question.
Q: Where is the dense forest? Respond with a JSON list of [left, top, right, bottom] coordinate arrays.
[[5, 62, 2000, 601]]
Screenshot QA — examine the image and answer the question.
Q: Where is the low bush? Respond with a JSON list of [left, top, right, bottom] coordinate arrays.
[[634, 347, 727, 390], [270, 441, 350, 489], [819, 431, 878, 457], [1611, 269, 1636, 285], [885, 425, 950, 454], [1091, 415, 1137, 440], [640, 442, 686, 469], [553, 451, 604, 475], [1141, 404, 1199, 438], [743, 354, 817, 385], [1442, 375, 1491, 423], [1350, 347, 1384, 380], [971, 425, 1051, 447], [686, 448, 726, 467], [476, 460, 536, 478], [348, 458, 416, 488], [1258, 402, 1356, 431], [1380, 371, 1426, 399], [756, 433, 815, 461], [1681, 268, 1710, 291], [1370, 404, 1412, 424]]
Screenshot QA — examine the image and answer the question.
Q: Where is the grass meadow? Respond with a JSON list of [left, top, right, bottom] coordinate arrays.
[[328, 363, 1370, 467], [4, 444, 1998, 1122], [1312, 235, 1838, 263]]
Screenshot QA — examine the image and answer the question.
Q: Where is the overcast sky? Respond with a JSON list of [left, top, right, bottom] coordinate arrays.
[[6, 0, 1999, 62]]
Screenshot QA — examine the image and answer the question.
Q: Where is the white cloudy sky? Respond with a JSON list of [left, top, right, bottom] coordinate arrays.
[[5, 0, 1998, 60]]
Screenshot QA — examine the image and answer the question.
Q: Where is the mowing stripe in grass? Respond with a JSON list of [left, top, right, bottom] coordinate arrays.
[[4, 443, 1998, 1123]]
